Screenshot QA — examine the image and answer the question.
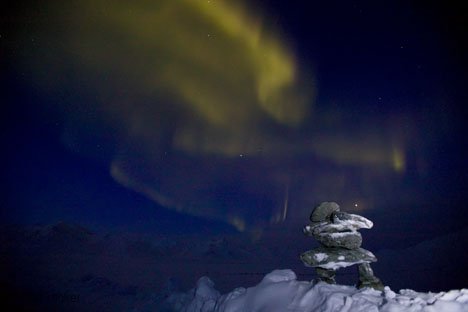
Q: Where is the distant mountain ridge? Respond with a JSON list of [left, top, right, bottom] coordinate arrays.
[[1, 222, 467, 311]]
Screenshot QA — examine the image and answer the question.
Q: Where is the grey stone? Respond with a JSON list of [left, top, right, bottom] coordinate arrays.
[[313, 230, 362, 249], [310, 202, 340, 222], [316, 268, 336, 284], [357, 263, 384, 291], [307, 213, 373, 235], [300, 247, 377, 270]]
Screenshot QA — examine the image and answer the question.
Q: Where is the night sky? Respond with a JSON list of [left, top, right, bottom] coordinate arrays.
[[2, 0, 467, 243]]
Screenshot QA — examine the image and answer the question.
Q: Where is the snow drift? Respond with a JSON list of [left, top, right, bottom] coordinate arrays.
[[166, 270, 468, 312]]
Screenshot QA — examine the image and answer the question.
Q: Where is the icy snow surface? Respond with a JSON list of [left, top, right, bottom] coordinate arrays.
[[167, 270, 468, 312], [313, 253, 328, 262]]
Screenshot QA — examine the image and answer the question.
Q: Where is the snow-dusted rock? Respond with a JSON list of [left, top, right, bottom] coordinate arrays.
[[305, 212, 373, 249], [333, 212, 374, 229], [301, 247, 377, 269], [313, 228, 363, 249]]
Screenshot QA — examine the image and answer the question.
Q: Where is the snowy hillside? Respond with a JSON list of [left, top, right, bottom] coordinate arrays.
[[165, 270, 468, 312]]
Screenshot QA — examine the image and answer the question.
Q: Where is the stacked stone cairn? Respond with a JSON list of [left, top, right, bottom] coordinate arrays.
[[301, 202, 384, 290]]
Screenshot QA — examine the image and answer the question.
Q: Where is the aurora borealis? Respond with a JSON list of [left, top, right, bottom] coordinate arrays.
[[2, 0, 467, 234]]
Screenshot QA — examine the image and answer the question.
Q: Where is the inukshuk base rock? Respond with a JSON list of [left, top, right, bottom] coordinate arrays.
[[301, 202, 384, 290]]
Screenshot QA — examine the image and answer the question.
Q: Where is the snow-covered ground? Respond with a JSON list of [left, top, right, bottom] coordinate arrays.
[[166, 270, 468, 312]]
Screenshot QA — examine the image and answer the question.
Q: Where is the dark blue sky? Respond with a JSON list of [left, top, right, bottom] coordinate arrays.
[[1, 0, 467, 244]]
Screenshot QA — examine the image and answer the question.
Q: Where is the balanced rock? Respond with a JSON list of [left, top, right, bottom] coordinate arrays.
[[301, 201, 384, 290]]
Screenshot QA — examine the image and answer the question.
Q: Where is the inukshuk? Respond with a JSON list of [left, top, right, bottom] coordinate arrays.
[[301, 202, 384, 290]]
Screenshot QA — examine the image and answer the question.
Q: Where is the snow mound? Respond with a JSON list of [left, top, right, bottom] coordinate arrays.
[[166, 269, 468, 312]]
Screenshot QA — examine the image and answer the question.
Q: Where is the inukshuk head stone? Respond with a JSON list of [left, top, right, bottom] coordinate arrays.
[[301, 202, 384, 290]]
